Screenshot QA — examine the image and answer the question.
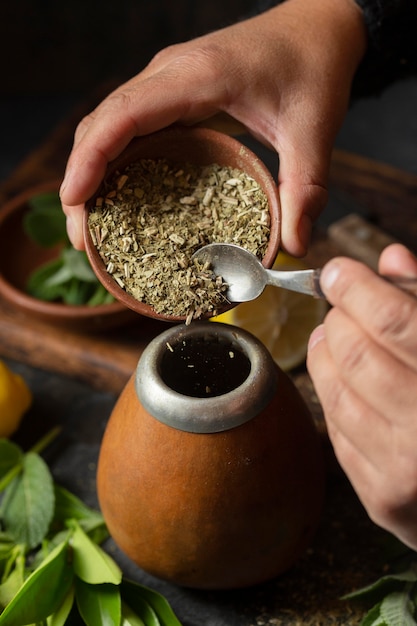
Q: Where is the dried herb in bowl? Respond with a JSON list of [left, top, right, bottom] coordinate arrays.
[[88, 158, 271, 322]]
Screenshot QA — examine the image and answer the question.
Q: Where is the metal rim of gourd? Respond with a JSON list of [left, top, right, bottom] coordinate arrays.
[[135, 322, 277, 433]]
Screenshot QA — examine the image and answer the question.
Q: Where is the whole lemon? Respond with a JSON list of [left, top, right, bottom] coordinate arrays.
[[0, 360, 32, 438]]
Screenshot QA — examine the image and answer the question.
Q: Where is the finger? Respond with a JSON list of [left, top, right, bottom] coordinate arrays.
[[278, 178, 328, 257], [62, 205, 85, 251], [325, 426, 417, 550], [320, 257, 417, 369], [324, 306, 417, 422], [307, 327, 392, 470], [69, 48, 187, 149], [308, 326, 417, 548], [275, 120, 332, 256], [270, 67, 349, 256], [379, 243, 417, 277], [60, 78, 182, 206], [60, 65, 228, 208]]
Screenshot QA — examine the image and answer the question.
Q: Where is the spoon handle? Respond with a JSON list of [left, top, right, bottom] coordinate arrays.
[[379, 275, 417, 297], [265, 269, 324, 298], [265, 268, 417, 299]]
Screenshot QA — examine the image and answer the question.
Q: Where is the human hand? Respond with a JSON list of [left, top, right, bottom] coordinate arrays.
[[59, 0, 366, 254], [307, 244, 417, 549]]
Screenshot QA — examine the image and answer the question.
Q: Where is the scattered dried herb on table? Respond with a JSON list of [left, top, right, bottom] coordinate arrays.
[[88, 158, 271, 321]]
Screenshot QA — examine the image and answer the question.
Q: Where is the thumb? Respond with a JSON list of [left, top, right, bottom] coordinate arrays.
[[379, 243, 417, 277], [277, 148, 329, 257]]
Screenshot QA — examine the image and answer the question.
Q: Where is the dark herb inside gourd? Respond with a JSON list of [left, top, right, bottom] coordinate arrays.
[[23, 192, 114, 306]]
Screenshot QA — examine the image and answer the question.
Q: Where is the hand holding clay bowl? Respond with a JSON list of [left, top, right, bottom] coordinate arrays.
[[0, 181, 135, 332], [83, 126, 280, 323]]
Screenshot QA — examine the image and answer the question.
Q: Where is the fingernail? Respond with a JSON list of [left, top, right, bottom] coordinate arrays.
[[297, 214, 312, 255], [320, 260, 340, 292], [59, 166, 71, 197], [307, 324, 325, 352], [66, 216, 76, 245]]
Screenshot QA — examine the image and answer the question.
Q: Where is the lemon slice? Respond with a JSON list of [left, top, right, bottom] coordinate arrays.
[[212, 252, 327, 371], [0, 360, 32, 438]]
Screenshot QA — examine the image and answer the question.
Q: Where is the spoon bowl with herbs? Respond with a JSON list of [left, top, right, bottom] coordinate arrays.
[[193, 243, 325, 301], [0, 181, 136, 331], [84, 126, 281, 323], [194, 242, 417, 303]]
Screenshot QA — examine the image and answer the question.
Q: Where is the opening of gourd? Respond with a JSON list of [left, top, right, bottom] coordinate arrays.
[[159, 335, 251, 398]]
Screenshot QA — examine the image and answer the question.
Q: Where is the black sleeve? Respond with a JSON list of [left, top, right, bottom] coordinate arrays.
[[352, 0, 417, 96], [252, 0, 417, 97]]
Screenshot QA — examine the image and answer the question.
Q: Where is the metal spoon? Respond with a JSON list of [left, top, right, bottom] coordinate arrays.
[[193, 243, 417, 302]]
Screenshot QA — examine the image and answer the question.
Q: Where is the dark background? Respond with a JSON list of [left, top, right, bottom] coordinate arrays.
[[1, 1, 416, 185]]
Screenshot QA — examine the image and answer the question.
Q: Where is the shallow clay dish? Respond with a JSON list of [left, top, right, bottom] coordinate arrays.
[[0, 181, 136, 332], [83, 126, 280, 322]]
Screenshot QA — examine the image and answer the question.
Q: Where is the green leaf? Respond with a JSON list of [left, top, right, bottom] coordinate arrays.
[[23, 191, 114, 306], [379, 589, 416, 625], [26, 247, 108, 306], [42, 261, 74, 288], [53, 486, 108, 546], [61, 278, 93, 305], [53, 486, 105, 529], [343, 567, 417, 602], [70, 521, 122, 585], [0, 534, 13, 546], [26, 258, 68, 301], [87, 283, 115, 306], [0, 442, 22, 482], [123, 597, 160, 626], [46, 585, 75, 626], [37, 250, 95, 289], [360, 602, 387, 626], [410, 581, 417, 607], [0, 539, 73, 626], [75, 578, 121, 626], [0, 555, 25, 610], [121, 580, 183, 626], [2, 452, 55, 549], [121, 602, 146, 626], [29, 530, 71, 571], [23, 193, 68, 248], [27, 192, 61, 214], [61, 248, 97, 283], [0, 546, 23, 584], [0, 539, 14, 566]]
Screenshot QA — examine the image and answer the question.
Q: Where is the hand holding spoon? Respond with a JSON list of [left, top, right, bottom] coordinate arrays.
[[192, 243, 417, 302]]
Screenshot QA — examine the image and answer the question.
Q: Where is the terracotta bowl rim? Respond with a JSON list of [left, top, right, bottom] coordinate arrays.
[[0, 180, 131, 322], [83, 126, 281, 322]]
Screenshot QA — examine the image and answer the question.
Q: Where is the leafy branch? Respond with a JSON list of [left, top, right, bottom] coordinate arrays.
[[344, 542, 417, 625], [0, 435, 182, 626], [23, 192, 114, 306]]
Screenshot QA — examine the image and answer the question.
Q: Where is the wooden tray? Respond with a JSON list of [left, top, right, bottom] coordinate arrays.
[[2, 89, 417, 625]]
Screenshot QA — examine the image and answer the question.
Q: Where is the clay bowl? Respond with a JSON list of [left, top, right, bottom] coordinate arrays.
[[0, 181, 136, 332], [83, 126, 280, 322]]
